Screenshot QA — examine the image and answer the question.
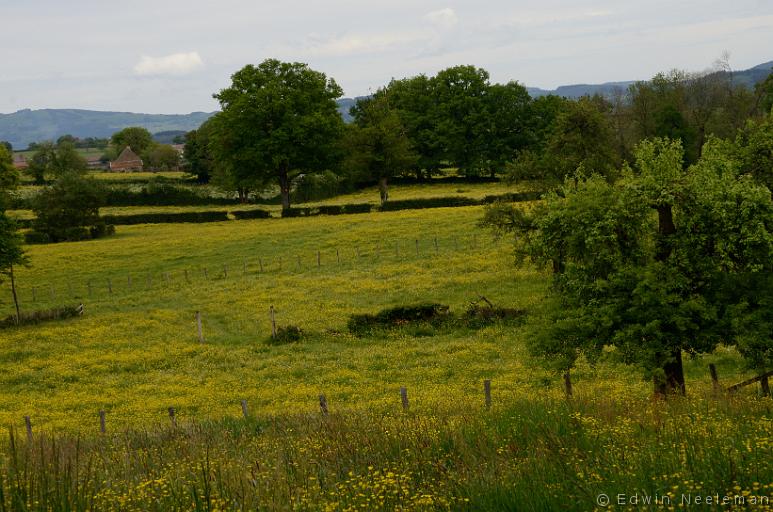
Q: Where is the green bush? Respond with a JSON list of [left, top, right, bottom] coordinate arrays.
[[267, 325, 304, 345], [347, 303, 450, 335], [231, 209, 272, 220], [31, 173, 111, 243], [281, 207, 313, 218], [0, 304, 83, 329], [104, 183, 236, 207], [102, 211, 229, 225], [291, 171, 350, 203], [379, 197, 480, 211]]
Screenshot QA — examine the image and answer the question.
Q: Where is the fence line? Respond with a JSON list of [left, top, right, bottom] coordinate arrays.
[[16, 366, 768, 438], [3, 235, 502, 313]]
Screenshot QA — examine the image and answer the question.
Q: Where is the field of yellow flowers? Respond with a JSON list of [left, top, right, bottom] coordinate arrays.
[[1, 201, 772, 510]]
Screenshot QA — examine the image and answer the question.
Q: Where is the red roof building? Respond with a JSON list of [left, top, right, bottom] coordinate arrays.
[[110, 146, 143, 172]]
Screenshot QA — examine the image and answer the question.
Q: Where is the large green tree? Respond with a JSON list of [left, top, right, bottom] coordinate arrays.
[[377, 75, 442, 179], [111, 127, 154, 155], [542, 97, 618, 182], [481, 82, 533, 177], [430, 65, 490, 175], [736, 112, 773, 189], [31, 172, 108, 243], [211, 59, 344, 211], [26, 141, 86, 184], [484, 137, 773, 396], [183, 119, 215, 183], [344, 95, 417, 204]]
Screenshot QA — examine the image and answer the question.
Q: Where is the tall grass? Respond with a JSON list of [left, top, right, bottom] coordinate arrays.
[[1, 394, 770, 511]]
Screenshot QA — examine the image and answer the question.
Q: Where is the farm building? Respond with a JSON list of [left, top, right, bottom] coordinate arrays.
[[12, 154, 28, 170], [110, 146, 143, 172]]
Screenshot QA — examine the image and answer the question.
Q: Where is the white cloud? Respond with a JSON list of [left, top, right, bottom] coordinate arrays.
[[304, 31, 426, 57], [133, 52, 204, 76], [425, 8, 458, 30]]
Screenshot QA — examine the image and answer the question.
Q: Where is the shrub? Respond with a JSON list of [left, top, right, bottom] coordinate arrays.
[[231, 209, 272, 220], [291, 171, 350, 203], [0, 304, 83, 329], [268, 325, 304, 344], [102, 211, 229, 225], [379, 197, 479, 211], [281, 207, 313, 218], [348, 303, 450, 335], [462, 296, 526, 328], [104, 183, 236, 207], [31, 173, 111, 243]]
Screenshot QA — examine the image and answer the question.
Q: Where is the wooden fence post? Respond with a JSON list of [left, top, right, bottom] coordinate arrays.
[[317, 251, 321, 268], [434, 237, 439, 254], [709, 364, 720, 396], [563, 372, 573, 398], [296, 255, 301, 270], [259, 258, 264, 273], [415, 239, 419, 256], [107, 279, 112, 295], [484, 379, 492, 408], [241, 399, 249, 419], [204, 268, 208, 280], [400, 387, 409, 411], [196, 311, 204, 343], [270, 305, 277, 339], [319, 394, 328, 415], [168, 407, 176, 427], [99, 410, 106, 433], [223, 265, 228, 279], [24, 416, 32, 442], [336, 249, 340, 265]]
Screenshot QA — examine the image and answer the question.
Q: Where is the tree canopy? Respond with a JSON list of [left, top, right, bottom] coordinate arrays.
[[111, 127, 154, 155], [211, 59, 344, 210], [26, 141, 87, 184], [344, 95, 417, 204], [483, 136, 773, 396]]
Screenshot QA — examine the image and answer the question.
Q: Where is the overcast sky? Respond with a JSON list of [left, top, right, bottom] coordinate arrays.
[[1, 0, 772, 114]]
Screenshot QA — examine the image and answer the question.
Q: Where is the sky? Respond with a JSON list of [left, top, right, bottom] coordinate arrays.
[[1, 0, 772, 114]]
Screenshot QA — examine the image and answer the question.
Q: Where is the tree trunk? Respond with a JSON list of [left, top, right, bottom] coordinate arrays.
[[9, 265, 20, 325], [653, 204, 685, 397], [654, 348, 686, 397], [279, 170, 291, 211], [378, 177, 389, 205]]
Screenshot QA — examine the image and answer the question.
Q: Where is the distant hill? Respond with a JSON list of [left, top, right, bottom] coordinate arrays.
[[0, 109, 215, 150], [1, 99, 366, 149], [526, 60, 773, 99]]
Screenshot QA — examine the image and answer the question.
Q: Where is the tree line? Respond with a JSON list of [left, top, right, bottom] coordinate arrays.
[[182, 58, 773, 212]]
